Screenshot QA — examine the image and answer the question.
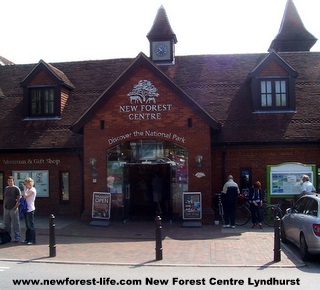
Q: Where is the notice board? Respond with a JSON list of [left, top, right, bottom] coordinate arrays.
[[92, 192, 111, 219], [182, 192, 202, 220], [267, 162, 316, 197]]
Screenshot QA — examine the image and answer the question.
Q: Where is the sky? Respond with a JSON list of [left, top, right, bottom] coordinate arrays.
[[1, 0, 320, 64]]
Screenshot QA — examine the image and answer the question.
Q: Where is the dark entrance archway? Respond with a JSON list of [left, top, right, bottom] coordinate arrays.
[[123, 163, 171, 220]]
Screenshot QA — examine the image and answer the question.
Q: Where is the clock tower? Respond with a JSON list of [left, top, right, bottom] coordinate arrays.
[[147, 5, 177, 64]]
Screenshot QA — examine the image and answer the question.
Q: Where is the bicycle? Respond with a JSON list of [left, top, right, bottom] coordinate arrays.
[[235, 200, 251, 226], [234, 192, 289, 227], [215, 193, 224, 225], [262, 197, 295, 227], [217, 191, 292, 227], [236, 197, 295, 227], [217, 192, 251, 226]]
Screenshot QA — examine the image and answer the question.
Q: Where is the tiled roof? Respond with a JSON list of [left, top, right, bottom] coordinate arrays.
[[0, 52, 320, 150]]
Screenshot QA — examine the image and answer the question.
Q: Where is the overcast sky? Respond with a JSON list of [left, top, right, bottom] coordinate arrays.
[[2, 0, 319, 64]]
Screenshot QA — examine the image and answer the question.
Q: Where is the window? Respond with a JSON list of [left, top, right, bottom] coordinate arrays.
[[307, 200, 318, 217], [260, 79, 288, 109], [60, 171, 70, 203], [292, 198, 310, 214], [250, 52, 298, 113], [30, 87, 55, 116]]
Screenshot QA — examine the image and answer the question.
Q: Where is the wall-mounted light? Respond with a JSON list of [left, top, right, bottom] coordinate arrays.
[[90, 158, 97, 167], [195, 155, 203, 167]]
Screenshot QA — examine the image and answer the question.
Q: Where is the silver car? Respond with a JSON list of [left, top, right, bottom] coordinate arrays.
[[281, 194, 320, 260]]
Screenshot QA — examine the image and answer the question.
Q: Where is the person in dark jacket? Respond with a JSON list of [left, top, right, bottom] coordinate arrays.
[[248, 181, 263, 229], [3, 176, 21, 242], [221, 175, 240, 228]]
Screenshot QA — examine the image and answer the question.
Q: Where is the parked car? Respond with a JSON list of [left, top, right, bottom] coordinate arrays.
[[281, 194, 320, 260], [156, 157, 176, 166]]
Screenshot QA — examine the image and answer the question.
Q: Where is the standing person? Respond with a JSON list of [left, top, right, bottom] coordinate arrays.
[[301, 175, 316, 196], [249, 181, 263, 229], [3, 176, 21, 242], [221, 175, 240, 228], [22, 177, 37, 245]]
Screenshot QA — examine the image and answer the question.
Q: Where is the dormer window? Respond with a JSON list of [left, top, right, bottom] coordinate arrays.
[[29, 87, 55, 116], [21, 60, 75, 120], [249, 52, 298, 113], [260, 78, 288, 109]]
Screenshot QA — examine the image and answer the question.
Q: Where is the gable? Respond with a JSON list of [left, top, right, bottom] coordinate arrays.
[[20, 60, 75, 119], [250, 52, 298, 78], [29, 69, 58, 85], [72, 53, 220, 133], [258, 60, 289, 77]]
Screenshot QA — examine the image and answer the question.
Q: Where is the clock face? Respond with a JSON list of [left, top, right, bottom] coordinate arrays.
[[155, 44, 168, 57]]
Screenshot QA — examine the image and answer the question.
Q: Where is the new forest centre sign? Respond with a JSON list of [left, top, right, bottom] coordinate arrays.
[[120, 80, 173, 120]]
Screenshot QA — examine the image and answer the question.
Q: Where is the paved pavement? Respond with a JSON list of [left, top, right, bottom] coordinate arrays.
[[0, 215, 304, 267]]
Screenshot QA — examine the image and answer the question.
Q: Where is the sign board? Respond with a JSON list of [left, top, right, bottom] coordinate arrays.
[[182, 192, 202, 220], [92, 192, 111, 219], [267, 163, 316, 197]]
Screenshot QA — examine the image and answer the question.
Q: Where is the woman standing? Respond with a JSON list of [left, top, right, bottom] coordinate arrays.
[[23, 177, 37, 245], [249, 181, 263, 229]]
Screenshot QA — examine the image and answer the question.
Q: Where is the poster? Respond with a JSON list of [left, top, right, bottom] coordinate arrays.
[[92, 192, 111, 219], [182, 192, 202, 220]]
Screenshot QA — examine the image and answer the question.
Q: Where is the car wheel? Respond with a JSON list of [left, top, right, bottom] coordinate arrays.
[[280, 222, 288, 244], [300, 233, 311, 261]]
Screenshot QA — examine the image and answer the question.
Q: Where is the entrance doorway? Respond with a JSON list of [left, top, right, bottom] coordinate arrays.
[[123, 163, 171, 220], [107, 139, 188, 220]]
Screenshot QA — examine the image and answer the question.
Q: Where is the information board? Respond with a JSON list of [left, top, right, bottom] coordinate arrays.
[[267, 163, 316, 196], [92, 192, 111, 219], [182, 192, 202, 220]]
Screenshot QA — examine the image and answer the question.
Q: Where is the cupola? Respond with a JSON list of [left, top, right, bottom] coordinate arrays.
[[147, 5, 177, 65], [268, 0, 317, 52]]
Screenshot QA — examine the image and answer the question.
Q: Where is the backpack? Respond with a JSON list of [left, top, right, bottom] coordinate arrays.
[[0, 228, 12, 244]]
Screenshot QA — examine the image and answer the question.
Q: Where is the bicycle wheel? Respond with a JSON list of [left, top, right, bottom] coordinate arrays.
[[262, 206, 282, 227], [218, 203, 224, 219], [235, 205, 251, 226]]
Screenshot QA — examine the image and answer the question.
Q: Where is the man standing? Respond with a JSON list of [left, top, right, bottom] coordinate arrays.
[[3, 176, 21, 242], [221, 175, 240, 228], [301, 175, 316, 195]]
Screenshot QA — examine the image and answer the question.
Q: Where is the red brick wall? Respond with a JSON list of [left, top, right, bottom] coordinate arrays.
[[82, 65, 212, 218], [0, 151, 83, 216], [30, 70, 56, 85], [259, 60, 289, 76], [211, 144, 320, 194]]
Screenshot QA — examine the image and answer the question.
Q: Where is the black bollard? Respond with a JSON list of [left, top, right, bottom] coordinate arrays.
[[49, 214, 56, 257], [155, 216, 163, 260], [273, 216, 281, 262]]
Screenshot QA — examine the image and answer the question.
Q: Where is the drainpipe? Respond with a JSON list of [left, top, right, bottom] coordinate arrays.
[[222, 145, 226, 184]]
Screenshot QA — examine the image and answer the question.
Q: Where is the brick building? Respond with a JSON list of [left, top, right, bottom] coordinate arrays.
[[0, 0, 319, 223]]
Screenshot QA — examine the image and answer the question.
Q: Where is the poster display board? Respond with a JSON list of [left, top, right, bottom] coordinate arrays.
[[13, 170, 49, 197], [182, 192, 202, 220], [267, 163, 316, 196], [92, 192, 111, 219]]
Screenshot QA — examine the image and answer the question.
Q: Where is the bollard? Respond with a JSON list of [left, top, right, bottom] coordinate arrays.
[[273, 216, 281, 262], [155, 216, 163, 260], [49, 214, 56, 257]]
